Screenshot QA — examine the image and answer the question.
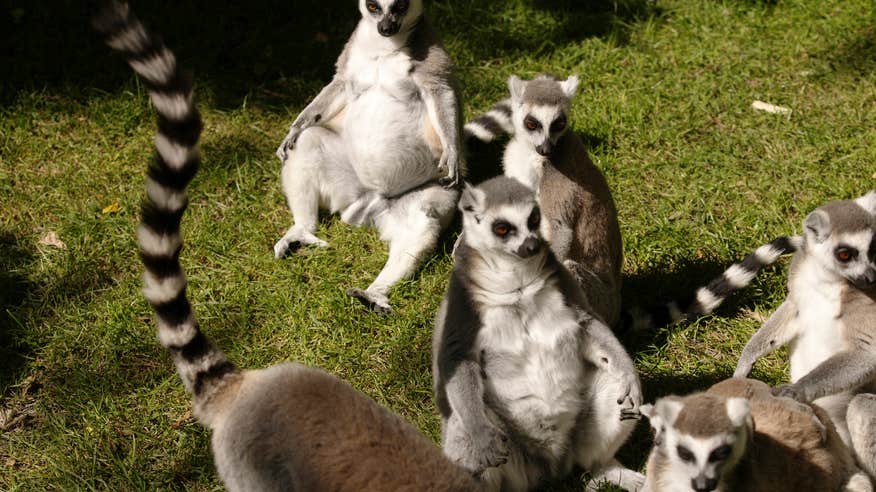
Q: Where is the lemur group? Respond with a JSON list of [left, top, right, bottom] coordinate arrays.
[[95, 1, 876, 491]]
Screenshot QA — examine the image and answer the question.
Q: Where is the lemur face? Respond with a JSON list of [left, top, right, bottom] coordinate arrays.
[[508, 74, 579, 157], [804, 191, 876, 290], [459, 178, 545, 260], [642, 396, 751, 492], [360, 0, 422, 37]]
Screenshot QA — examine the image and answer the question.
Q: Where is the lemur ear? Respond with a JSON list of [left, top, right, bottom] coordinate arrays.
[[804, 209, 831, 243], [725, 397, 751, 428], [459, 182, 485, 215], [650, 397, 683, 429], [508, 75, 525, 102], [855, 191, 876, 216], [560, 75, 580, 98]]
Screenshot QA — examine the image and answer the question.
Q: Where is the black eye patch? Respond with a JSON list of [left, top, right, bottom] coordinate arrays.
[[366, 1, 382, 14], [391, 0, 409, 14], [523, 115, 541, 132], [492, 220, 516, 239], [708, 444, 732, 462], [527, 206, 541, 231], [835, 246, 858, 263], [550, 115, 566, 133], [676, 445, 695, 463]]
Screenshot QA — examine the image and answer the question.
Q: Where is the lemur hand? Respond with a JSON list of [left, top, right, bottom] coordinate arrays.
[[276, 126, 304, 162], [438, 149, 460, 189], [448, 423, 509, 475], [618, 375, 643, 421]]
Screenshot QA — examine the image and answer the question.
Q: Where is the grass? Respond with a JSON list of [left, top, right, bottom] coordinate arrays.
[[2, 0, 876, 489]]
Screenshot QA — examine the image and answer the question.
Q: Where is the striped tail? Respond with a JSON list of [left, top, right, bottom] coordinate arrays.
[[627, 235, 802, 331], [463, 98, 514, 143], [94, 3, 236, 403]]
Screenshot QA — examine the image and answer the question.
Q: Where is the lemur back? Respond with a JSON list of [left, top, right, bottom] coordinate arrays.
[[95, 4, 480, 490], [642, 378, 870, 492], [491, 74, 624, 326]]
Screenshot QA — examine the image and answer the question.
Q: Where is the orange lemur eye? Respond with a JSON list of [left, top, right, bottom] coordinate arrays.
[[493, 222, 513, 237], [366, 2, 380, 12], [836, 247, 856, 263], [524, 116, 539, 131]]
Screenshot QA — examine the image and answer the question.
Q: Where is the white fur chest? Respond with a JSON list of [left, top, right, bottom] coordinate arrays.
[[474, 276, 584, 452], [788, 262, 848, 381], [340, 31, 437, 196]]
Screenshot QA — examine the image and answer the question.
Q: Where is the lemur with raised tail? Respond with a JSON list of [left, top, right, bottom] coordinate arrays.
[[733, 192, 876, 482], [465, 74, 624, 327], [94, 4, 480, 490], [641, 378, 871, 492], [433, 176, 644, 491], [273, 0, 463, 313]]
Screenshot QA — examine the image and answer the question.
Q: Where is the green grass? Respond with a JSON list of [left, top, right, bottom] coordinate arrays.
[[2, 0, 876, 489]]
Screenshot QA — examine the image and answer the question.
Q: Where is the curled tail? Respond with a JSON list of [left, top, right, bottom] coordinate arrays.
[[94, 3, 236, 404], [627, 235, 801, 331], [463, 98, 514, 143]]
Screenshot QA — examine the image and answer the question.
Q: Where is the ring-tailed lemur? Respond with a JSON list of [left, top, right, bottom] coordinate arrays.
[[273, 0, 463, 314], [641, 378, 871, 492], [466, 74, 624, 327], [94, 5, 481, 491], [733, 192, 876, 482], [464, 78, 802, 330], [433, 176, 644, 491]]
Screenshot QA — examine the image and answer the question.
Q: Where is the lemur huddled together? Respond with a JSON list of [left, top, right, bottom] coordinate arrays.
[[94, 1, 876, 491]]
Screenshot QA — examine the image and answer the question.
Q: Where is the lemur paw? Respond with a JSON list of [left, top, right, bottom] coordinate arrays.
[[346, 288, 392, 314], [275, 127, 303, 162], [450, 426, 509, 475], [273, 233, 329, 259], [617, 377, 643, 420], [437, 152, 460, 189], [772, 384, 808, 402]]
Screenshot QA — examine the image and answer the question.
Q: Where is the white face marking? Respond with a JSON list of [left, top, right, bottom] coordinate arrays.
[[663, 428, 741, 490], [809, 228, 876, 286], [359, 0, 422, 36], [462, 201, 543, 259], [513, 103, 569, 153]]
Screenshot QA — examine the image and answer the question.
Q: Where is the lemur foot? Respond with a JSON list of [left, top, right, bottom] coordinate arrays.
[[772, 383, 808, 402], [346, 288, 392, 314], [273, 232, 328, 259]]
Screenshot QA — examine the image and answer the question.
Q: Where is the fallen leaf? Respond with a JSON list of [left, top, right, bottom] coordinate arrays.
[[751, 100, 792, 115], [38, 231, 66, 249], [102, 202, 122, 215]]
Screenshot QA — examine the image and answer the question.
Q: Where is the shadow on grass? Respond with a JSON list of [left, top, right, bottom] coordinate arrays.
[[0, 232, 35, 393], [2, 0, 661, 110]]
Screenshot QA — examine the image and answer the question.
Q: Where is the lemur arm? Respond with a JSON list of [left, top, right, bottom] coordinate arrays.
[[275, 77, 347, 161], [445, 360, 492, 432], [550, 219, 574, 260], [582, 315, 643, 419], [416, 74, 463, 188], [774, 350, 876, 402], [734, 300, 799, 378]]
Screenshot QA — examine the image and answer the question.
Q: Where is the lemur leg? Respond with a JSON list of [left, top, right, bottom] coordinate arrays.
[[575, 368, 644, 492], [347, 184, 458, 313], [274, 127, 361, 258], [814, 393, 855, 447], [848, 393, 876, 480], [565, 259, 621, 328]]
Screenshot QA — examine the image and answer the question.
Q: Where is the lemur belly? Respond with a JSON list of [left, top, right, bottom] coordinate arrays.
[[476, 284, 584, 457], [789, 276, 848, 382], [344, 51, 440, 197]]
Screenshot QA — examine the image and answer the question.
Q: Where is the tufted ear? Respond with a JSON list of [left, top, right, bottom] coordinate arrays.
[[560, 75, 580, 98], [855, 191, 876, 217], [459, 182, 485, 216], [508, 75, 526, 102], [725, 397, 751, 428], [804, 209, 832, 243], [643, 397, 683, 432]]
